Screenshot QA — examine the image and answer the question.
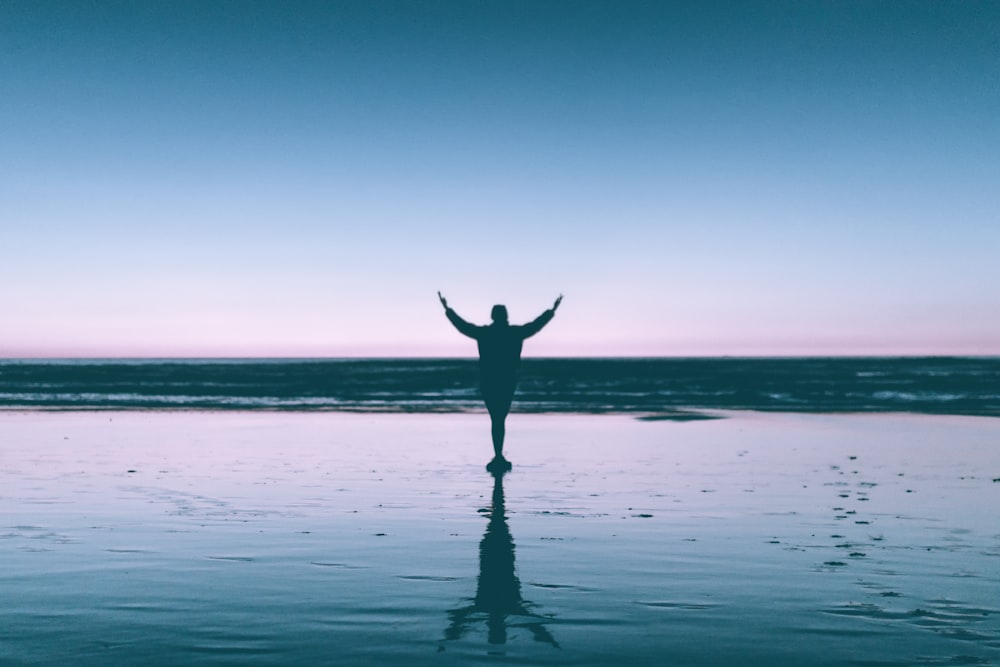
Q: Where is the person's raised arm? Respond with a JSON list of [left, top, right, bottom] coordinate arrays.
[[520, 294, 563, 338], [438, 292, 480, 339]]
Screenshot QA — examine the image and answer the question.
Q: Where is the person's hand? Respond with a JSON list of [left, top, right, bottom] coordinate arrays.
[[438, 291, 448, 309], [553, 294, 563, 311]]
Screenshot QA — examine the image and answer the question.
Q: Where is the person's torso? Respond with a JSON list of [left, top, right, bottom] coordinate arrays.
[[476, 325, 524, 376]]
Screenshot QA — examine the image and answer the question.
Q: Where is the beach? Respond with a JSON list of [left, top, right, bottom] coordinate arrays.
[[1, 410, 998, 666]]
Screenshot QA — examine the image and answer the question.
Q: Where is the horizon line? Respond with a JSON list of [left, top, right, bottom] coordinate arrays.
[[2, 354, 998, 362]]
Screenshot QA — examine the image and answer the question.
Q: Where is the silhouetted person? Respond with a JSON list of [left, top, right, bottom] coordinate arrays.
[[439, 292, 562, 468], [442, 468, 559, 649]]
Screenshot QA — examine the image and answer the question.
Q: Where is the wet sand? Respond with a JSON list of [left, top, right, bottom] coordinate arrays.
[[1, 411, 998, 666]]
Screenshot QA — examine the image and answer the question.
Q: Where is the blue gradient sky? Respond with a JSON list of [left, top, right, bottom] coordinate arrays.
[[2, 1, 998, 357]]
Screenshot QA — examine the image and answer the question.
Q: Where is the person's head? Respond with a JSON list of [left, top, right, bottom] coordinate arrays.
[[490, 304, 509, 325]]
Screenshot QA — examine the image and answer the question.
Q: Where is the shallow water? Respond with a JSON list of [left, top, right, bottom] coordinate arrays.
[[1, 412, 998, 665]]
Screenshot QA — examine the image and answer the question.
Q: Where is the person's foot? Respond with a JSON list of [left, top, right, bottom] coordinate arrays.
[[486, 456, 512, 473]]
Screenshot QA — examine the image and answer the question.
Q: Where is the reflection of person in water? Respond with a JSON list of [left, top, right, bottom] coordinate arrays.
[[439, 292, 562, 469], [442, 469, 559, 648]]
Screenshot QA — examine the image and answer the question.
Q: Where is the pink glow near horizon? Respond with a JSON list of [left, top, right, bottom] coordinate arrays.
[[2, 4, 997, 358]]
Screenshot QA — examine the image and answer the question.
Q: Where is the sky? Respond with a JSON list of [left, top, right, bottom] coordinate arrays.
[[2, 1, 998, 357]]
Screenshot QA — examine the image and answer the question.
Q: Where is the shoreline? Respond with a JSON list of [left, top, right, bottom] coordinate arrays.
[[2, 405, 1000, 421]]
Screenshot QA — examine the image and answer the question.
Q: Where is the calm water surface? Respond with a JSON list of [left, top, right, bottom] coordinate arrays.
[[0, 412, 997, 666]]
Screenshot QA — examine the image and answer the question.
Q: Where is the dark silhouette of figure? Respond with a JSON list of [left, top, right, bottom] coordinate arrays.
[[442, 469, 559, 649], [439, 292, 562, 468]]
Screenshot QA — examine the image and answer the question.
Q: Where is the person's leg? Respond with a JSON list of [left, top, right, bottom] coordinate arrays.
[[483, 387, 514, 459], [489, 408, 506, 458]]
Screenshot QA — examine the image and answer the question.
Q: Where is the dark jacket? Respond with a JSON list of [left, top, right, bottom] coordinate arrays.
[[445, 308, 554, 383]]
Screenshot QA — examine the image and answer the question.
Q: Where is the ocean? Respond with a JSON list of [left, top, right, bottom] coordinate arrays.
[[1, 357, 998, 416]]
